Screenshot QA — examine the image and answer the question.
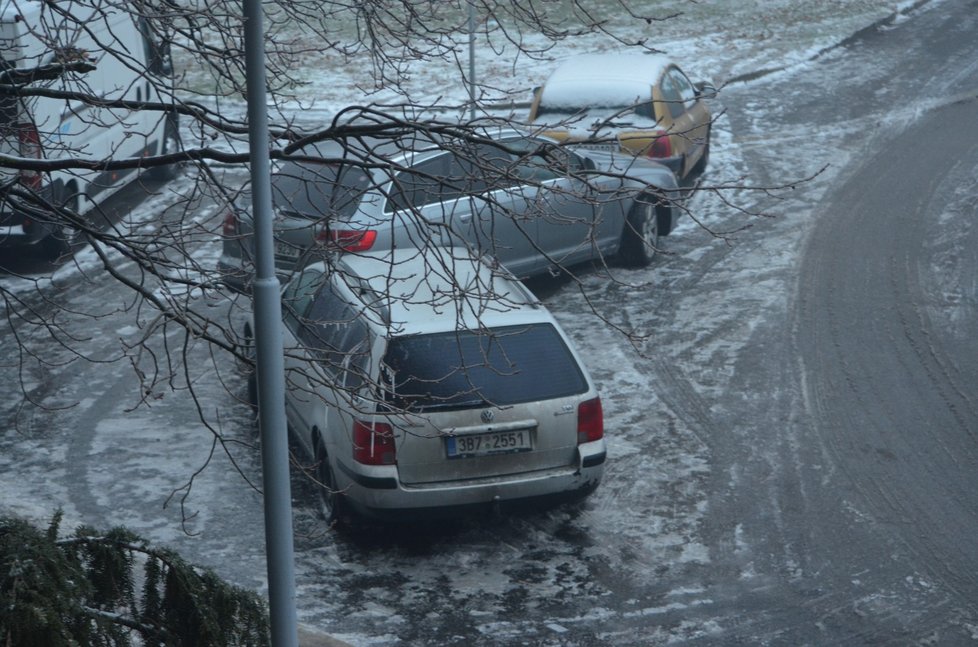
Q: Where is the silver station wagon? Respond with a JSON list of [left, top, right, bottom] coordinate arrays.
[[219, 130, 681, 292], [244, 247, 606, 522]]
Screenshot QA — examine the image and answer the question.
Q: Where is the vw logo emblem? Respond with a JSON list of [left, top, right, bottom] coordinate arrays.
[[480, 409, 494, 424]]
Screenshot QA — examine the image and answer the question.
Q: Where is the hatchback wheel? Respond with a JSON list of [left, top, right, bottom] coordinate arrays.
[[316, 442, 345, 526], [247, 370, 258, 411], [620, 197, 659, 267], [691, 126, 711, 176]]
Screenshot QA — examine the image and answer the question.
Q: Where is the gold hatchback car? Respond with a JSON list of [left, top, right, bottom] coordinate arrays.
[[528, 53, 714, 182]]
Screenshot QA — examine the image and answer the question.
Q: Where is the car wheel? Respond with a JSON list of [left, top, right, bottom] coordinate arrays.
[[620, 197, 659, 267], [247, 370, 258, 412], [315, 440, 345, 526], [147, 115, 182, 181], [44, 192, 82, 260], [691, 127, 711, 176], [241, 325, 258, 411]]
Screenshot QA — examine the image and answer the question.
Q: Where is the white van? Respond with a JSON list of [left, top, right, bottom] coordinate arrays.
[[0, 0, 179, 257]]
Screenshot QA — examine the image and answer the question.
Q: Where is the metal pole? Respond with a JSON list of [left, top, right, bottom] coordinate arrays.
[[468, 1, 476, 121], [242, 0, 299, 644]]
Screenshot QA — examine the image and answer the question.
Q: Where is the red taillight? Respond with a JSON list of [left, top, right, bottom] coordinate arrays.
[[353, 420, 396, 465], [222, 211, 238, 236], [577, 397, 604, 444], [645, 130, 672, 159], [316, 228, 377, 252], [17, 123, 42, 190]]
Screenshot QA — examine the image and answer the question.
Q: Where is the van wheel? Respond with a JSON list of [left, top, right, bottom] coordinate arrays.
[[147, 116, 181, 181], [315, 440, 345, 526], [619, 196, 659, 267], [44, 192, 82, 260]]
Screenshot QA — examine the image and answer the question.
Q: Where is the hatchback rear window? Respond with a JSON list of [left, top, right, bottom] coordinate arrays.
[[382, 323, 587, 412], [272, 162, 371, 219]]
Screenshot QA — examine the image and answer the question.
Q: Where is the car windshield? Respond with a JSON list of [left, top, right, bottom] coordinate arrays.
[[382, 323, 587, 412], [271, 161, 372, 220]]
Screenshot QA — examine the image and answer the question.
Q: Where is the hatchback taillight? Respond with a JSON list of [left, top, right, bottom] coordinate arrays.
[[577, 397, 604, 444], [316, 228, 377, 252], [222, 211, 238, 236], [17, 123, 42, 190], [353, 420, 396, 465], [644, 130, 672, 159]]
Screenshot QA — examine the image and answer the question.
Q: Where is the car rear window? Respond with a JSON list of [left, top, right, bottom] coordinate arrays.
[[382, 323, 588, 412], [272, 161, 371, 219]]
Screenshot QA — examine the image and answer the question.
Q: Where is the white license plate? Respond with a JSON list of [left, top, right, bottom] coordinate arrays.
[[274, 239, 300, 259], [580, 143, 618, 152], [445, 429, 532, 458]]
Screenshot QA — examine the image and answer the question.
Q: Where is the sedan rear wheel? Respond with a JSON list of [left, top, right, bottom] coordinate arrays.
[[620, 198, 659, 267]]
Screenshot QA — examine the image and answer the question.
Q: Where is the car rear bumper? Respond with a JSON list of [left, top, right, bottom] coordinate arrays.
[[217, 253, 255, 294], [654, 154, 683, 176], [335, 442, 606, 522], [217, 250, 299, 294]]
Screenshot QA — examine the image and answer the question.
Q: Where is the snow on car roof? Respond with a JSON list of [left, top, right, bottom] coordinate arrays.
[[539, 53, 672, 109], [335, 248, 545, 336]]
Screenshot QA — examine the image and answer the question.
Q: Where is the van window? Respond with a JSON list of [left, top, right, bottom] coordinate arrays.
[[136, 18, 173, 77], [382, 323, 587, 412]]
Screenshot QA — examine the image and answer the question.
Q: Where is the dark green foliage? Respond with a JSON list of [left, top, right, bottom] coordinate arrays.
[[0, 512, 270, 647], [0, 513, 90, 646]]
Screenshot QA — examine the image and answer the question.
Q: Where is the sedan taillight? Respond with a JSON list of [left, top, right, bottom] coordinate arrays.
[[353, 420, 396, 465], [316, 228, 377, 252], [577, 397, 604, 444]]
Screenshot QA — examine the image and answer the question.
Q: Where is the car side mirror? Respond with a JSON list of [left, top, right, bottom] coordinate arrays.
[[694, 81, 717, 99]]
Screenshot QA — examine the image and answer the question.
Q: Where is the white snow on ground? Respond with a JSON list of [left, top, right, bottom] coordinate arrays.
[[0, 0, 946, 644], [228, 0, 924, 120]]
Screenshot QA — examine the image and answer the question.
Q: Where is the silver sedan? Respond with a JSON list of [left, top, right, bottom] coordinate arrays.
[[218, 130, 681, 291]]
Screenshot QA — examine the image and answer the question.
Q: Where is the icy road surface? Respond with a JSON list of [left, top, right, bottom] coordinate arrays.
[[2, 0, 978, 644]]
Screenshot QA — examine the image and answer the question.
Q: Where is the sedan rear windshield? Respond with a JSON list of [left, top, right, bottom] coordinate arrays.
[[382, 323, 588, 412], [271, 161, 371, 220]]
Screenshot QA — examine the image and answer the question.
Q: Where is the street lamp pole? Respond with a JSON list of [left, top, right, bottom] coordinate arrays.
[[242, 0, 299, 644], [468, 1, 476, 121]]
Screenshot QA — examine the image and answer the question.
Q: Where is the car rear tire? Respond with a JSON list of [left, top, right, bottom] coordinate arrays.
[[315, 440, 346, 526], [620, 197, 659, 267]]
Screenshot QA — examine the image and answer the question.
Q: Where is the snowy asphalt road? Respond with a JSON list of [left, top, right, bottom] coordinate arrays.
[[2, 0, 978, 644]]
